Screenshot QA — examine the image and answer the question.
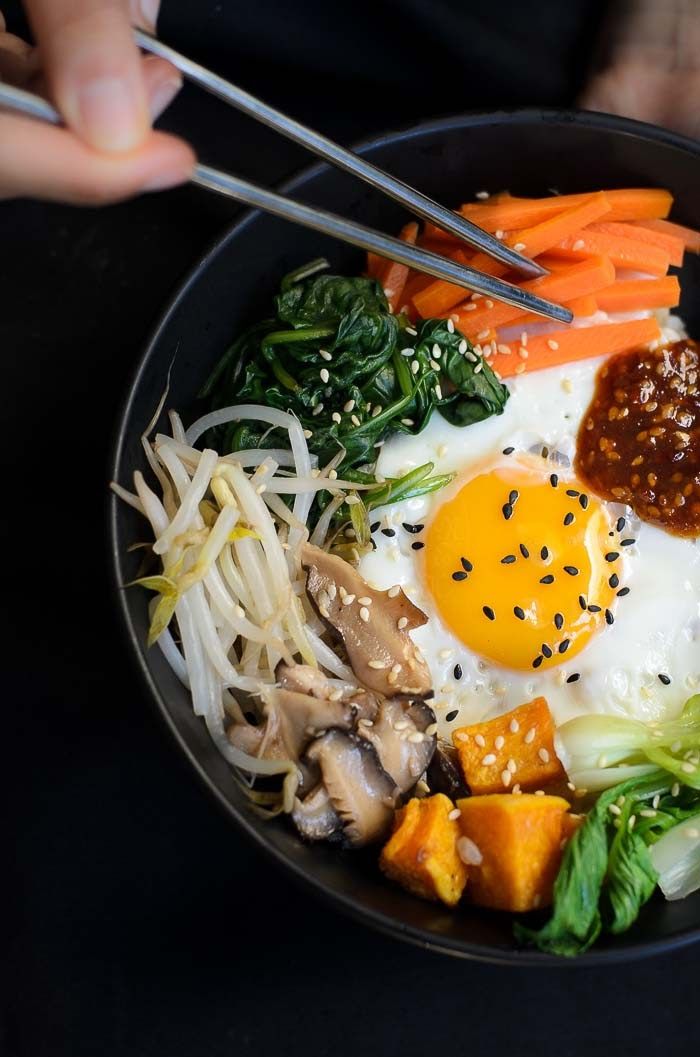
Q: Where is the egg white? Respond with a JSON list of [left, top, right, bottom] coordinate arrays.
[[359, 335, 700, 737]]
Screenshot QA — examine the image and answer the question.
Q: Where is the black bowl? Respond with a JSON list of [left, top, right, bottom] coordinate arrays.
[[110, 109, 700, 965]]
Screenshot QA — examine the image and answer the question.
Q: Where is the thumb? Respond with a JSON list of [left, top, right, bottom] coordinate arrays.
[[25, 0, 151, 153]]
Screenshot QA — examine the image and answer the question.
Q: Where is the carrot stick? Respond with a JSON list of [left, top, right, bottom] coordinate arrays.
[[589, 222, 685, 267], [409, 249, 474, 317], [374, 221, 419, 311], [458, 189, 673, 233], [488, 318, 661, 379], [595, 276, 680, 314], [631, 218, 700, 254], [446, 255, 615, 337], [567, 294, 598, 317], [557, 230, 670, 277]]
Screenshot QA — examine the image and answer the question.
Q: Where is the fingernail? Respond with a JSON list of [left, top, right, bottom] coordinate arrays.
[[138, 0, 161, 32], [141, 167, 190, 193], [149, 75, 182, 121], [78, 75, 146, 152]]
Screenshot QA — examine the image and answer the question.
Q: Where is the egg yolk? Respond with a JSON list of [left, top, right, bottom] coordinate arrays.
[[422, 462, 619, 671]]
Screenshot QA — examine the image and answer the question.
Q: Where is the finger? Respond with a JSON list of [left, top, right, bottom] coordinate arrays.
[[24, 0, 150, 153], [0, 113, 194, 204], [129, 0, 161, 32], [0, 30, 39, 84], [140, 53, 183, 121]]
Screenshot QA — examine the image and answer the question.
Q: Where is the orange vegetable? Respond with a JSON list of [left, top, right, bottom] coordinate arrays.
[[456, 794, 573, 912], [459, 188, 673, 233], [380, 794, 467, 907], [590, 221, 685, 267], [488, 317, 661, 379], [371, 221, 419, 312], [595, 275, 680, 314], [410, 248, 472, 317], [557, 230, 670, 277], [632, 218, 700, 253], [506, 293, 598, 331], [503, 192, 611, 259], [452, 697, 566, 795], [448, 255, 615, 338]]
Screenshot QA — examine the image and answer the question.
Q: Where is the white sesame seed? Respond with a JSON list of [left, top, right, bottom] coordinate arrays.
[[328, 469, 338, 480], [501, 769, 512, 787], [447, 318, 454, 333], [567, 782, 576, 792], [485, 299, 494, 309], [513, 242, 526, 252], [319, 348, 332, 361], [395, 617, 408, 632], [518, 346, 529, 359], [538, 747, 550, 764], [401, 418, 414, 426], [455, 732, 468, 743], [672, 782, 680, 797], [494, 735, 505, 751], [639, 809, 657, 818], [482, 753, 497, 766], [653, 794, 661, 809], [515, 363, 526, 375], [372, 404, 383, 417], [438, 648, 453, 660], [474, 362, 483, 374], [350, 414, 361, 427], [405, 326, 418, 336], [343, 399, 355, 413], [547, 339, 560, 351], [457, 836, 483, 866], [303, 429, 313, 439], [408, 731, 424, 744], [520, 331, 528, 347], [609, 803, 622, 816], [400, 347, 414, 357], [346, 495, 360, 505], [512, 783, 522, 795], [411, 359, 420, 375], [628, 815, 637, 830], [682, 761, 696, 774], [477, 329, 490, 341], [509, 719, 520, 734], [448, 808, 461, 821], [434, 384, 443, 400], [507, 759, 517, 773], [572, 239, 585, 251], [358, 596, 372, 605], [524, 727, 536, 744], [534, 789, 545, 797], [475, 190, 490, 200], [312, 403, 324, 416], [320, 367, 330, 384], [474, 733, 486, 748], [328, 689, 343, 701], [331, 411, 342, 424], [359, 606, 370, 623], [388, 585, 401, 598], [562, 378, 573, 393], [497, 344, 511, 356], [465, 302, 477, 312], [495, 229, 504, 239], [426, 723, 438, 736], [358, 717, 373, 727], [368, 659, 386, 670], [394, 720, 409, 731], [341, 594, 355, 606], [430, 358, 440, 371]]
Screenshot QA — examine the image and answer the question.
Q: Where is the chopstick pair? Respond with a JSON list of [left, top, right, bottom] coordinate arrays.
[[0, 29, 571, 324]]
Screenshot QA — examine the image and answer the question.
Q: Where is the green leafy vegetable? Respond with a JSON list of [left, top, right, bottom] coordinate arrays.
[[515, 770, 700, 956], [200, 260, 509, 526]]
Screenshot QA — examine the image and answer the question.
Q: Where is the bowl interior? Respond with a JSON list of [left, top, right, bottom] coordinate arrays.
[[111, 110, 700, 964]]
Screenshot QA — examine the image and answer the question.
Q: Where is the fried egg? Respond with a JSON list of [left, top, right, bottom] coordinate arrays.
[[359, 350, 700, 735]]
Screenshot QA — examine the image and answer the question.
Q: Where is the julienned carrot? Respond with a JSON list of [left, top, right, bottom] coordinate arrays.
[[487, 317, 661, 379], [506, 293, 598, 330], [502, 192, 611, 259], [446, 255, 615, 337], [458, 188, 673, 233], [557, 230, 670, 277], [595, 276, 680, 314], [372, 222, 419, 311], [589, 222, 685, 267], [409, 249, 473, 317], [631, 218, 700, 254]]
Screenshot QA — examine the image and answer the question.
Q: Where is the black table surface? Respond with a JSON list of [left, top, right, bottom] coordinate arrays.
[[4, 2, 699, 1054]]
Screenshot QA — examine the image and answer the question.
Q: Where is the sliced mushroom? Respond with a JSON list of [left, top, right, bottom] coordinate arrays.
[[301, 542, 432, 698], [357, 697, 437, 795], [427, 740, 469, 800], [275, 662, 378, 722], [292, 784, 341, 842], [305, 729, 398, 847]]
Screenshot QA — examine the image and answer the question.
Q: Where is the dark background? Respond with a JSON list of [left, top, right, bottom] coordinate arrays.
[[4, 1, 699, 1054]]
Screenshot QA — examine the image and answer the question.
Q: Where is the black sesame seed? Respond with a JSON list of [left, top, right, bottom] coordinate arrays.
[[617, 587, 630, 597], [403, 522, 424, 534], [620, 538, 636, 547], [609, 573, 620, 589], [566, 489, 580, 498], [501, 554, 516, 565], [605, 609, 615, 625], [540, 574, 555, 585], [658, 673, 672, 686], [550, 473, 559, 488], [564, 565, 579, 576], [554, 612, 564, 630], [445, 709, 459, 722], [452, 571, 468, 582], [453, 664, 463, 681], [532, 655, 544, 669], [503, 446, 515, 455], [541, 546, 549, 560], [381, 528, 396, 537], [563, 512, 575, 526], [411, 541, 424, 550], [588, 604, 602, 613], [579, 494, 589, 510], [483, 605, 496, 621], [558, 639, 571, 654], [605, 552, 619, 563], [616, 517, 626, 532], [566, 673, 580, 684], [509, 489, 519, 506], [520, 544, 530, 558], [514, 606, 526, 620], [502, 503, 514, 521], [542, 644, 553, 659], [578, 595, 587, 610], [542, 446, 550, 459], [370, 521, 380, 533], [461, 557, 473, 572]]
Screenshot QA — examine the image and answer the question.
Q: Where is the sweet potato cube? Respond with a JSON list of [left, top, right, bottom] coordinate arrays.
[[456, 793, 572, 912], [452, 697, 566, 794], [380, 794, 467, 907]]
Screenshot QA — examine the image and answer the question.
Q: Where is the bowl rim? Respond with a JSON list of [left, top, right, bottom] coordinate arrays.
[[108, 107, 700, 967]]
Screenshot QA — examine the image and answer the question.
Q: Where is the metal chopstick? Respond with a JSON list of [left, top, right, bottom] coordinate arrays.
[[133, 28, 546, 280], [0, 83, 571, 322]]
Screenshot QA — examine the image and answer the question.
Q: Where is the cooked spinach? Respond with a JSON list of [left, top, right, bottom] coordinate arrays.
[[201, 259, 509, 496]]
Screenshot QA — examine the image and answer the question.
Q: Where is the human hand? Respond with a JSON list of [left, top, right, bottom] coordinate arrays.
[[581, 0, 700, 141], [0, 1, 195, 203]]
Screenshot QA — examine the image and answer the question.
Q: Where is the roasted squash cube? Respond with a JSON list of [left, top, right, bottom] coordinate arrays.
[[380, 793, 467, 907], [452, 697, 566, 794], [456, 793, 572, 912]]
